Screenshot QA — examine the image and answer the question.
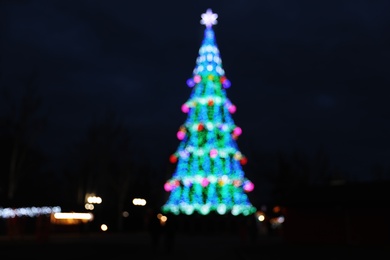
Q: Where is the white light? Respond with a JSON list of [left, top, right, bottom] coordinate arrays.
[[132, 198, 147, 206], [208, 175, 217, 183], [206, 122, 213, 130], [85, 203, 94, 210], [87, 196, 102, 204], [0, 206, 61, 219], [200, 9, 218, 27], [277, 216, 285, 223], [101, 224, 108, 231], [53, 212, 93, 221], [217, 204, 227, 215], [206, 45, 213, 52], [197, 149, 204, 156], [257, 215, 265, 222]]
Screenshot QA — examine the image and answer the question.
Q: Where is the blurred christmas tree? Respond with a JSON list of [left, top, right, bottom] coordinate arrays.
[[161, 9, 256, 216]]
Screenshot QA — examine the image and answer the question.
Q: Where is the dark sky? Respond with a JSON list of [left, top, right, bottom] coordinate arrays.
[[1, 0, 390, 182]]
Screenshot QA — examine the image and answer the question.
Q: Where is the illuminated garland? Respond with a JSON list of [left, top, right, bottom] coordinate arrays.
[[0, 206, 61, 218], [162, 9, 256, 216]]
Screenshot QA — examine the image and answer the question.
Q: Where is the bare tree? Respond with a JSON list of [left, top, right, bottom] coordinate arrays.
[[72, 110, 143, 231], [262, 146, 339, 204], [0, 73, 47, 203]]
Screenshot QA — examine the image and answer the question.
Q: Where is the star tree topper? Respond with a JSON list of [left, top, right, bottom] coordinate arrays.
[[200, 8, 218, 27]]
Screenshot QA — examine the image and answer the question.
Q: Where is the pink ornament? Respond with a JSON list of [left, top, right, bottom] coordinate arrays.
[[194, 75, 201, 83], [233, 127, 242, 136], [181, 104, 189, 113], [228, 104, 236, 113], [201, 178, 209, 187], [209, 148, 218, 158], [177, 131, 186, 140], [243, 181, 254, 192], [164, 183, 172, 192]]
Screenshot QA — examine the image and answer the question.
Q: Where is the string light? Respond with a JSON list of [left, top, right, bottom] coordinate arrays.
[[0, 206, 61, 219]]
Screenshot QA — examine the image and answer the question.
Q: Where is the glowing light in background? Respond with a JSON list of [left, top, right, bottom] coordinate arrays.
[[85, 194, 102, 211], [53, 212, 93, 220], [157, 213, 167, 226], [51, 212, 93, 225], [0, 206, 61, 219], [100, 224, 108, 231], [85, 203, 94, 210], [87, 195, 102, 204], [132, 198, 147, 206], [255, 211, 265, 222]]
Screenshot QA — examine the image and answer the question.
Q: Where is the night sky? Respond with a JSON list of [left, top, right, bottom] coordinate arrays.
[[1, 0, 390, 183]]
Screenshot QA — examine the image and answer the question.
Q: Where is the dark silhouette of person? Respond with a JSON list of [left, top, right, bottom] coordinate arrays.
[[248, 215, 258, 245], [144, 207, 162, 253], [163, 213, 177, 254], [238, 216, 249, 247]]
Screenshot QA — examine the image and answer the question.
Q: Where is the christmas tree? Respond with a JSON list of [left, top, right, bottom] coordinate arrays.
[[161, 9, 256, 216]]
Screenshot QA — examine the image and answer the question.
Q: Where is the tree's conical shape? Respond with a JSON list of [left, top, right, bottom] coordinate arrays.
[[162, 9, 256, 216]]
